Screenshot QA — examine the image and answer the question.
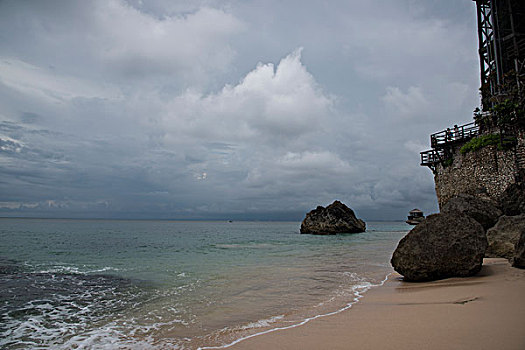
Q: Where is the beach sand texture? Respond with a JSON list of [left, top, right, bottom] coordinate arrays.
[[231, 258, 525, 350]]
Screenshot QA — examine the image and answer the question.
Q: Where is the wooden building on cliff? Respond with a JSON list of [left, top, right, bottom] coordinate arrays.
[[418, 1, 525, 209], [421, 0, 525, 174], [473, 0, 525, 109]]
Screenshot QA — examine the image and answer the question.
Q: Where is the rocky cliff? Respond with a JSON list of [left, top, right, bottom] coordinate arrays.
[[433, 130, 525, 209], [392, 129, 525, 281]]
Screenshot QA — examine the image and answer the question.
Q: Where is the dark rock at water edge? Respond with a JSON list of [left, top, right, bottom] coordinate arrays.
[[300, 200, 366, 235], [441, 194, 502, 231], [391, 212, 487, 281], [513, 230, 525, 269], [486, 215, 525, 259]]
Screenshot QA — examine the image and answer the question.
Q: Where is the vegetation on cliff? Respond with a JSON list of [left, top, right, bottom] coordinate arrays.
[[459, 133, 516, 154], [475, 71, 525, 130]]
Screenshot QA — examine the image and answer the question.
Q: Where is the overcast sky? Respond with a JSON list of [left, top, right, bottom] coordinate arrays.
[[0, 0, 480, 220]]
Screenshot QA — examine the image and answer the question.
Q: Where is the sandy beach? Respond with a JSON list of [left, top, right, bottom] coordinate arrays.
[[231, 258, 525, 350]]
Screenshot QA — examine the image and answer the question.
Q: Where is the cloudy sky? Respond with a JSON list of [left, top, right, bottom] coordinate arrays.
[[0, 0, 480, 220]]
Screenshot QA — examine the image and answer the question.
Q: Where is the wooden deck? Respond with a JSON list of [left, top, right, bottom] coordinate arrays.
[[420, 122, 480, 170], [429, 122, 479, 149]]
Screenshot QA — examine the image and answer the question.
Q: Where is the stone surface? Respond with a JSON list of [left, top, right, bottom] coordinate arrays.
[[441, 194, 502, 231], [498, 182, 525, 216], [391, 213, 487, 281], [433, 131, 525, 209], [486, 215, 525, 259], [513, 230, 525, 269], [300, 200, 365, 235]]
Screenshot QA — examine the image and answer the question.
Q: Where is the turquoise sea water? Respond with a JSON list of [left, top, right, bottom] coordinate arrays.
[[0, 219, 409, 349]]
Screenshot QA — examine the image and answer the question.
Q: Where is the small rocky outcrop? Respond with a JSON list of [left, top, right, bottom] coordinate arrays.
[[300, 200, 366, 235], [441, 194, 502, 231], [391, 212, 487, 281], [486, 215, 525, 259], [513, 230, 525, 269]]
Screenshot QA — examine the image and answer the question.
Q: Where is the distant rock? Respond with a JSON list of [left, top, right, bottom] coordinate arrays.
[[486, 215, 525, 259], [391, 212, 487, 281], [513, 230, 525, 269], [441, 194, 502, 231], [300, 200, 366, 235], [498, 182, 525, 216]]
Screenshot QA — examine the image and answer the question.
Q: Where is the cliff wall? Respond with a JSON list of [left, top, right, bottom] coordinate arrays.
[[434, 131, 525, 209]]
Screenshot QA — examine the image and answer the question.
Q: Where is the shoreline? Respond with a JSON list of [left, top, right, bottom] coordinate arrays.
[[197, 274, 391, 350], [224, 258, 525, 350]]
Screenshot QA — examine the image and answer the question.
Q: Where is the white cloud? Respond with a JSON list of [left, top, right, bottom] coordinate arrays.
[[382, 86, 429, 119], [277, 151, 352, 173], [0, 135, 24, 153], [0, 0, 478, 219], [0, 58, 121, 104], [345, 14, 473, 82], [161, 49, 334, 145], [0, 202, 23, 209], [91, 2, 243, 81], [0, 0, 243, 87], [404, 140, 428, 154]]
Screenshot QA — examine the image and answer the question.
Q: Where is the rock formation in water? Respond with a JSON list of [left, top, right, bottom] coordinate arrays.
[[300, 200, 366, 235], [391, 212, 487, 281], [486, 215, 525, 259]]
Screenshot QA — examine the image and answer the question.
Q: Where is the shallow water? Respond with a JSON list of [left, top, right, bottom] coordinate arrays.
[[0, 219, 409, 349]]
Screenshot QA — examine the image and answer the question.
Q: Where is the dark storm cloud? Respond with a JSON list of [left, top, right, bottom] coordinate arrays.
[[0, 0, 480, 219]]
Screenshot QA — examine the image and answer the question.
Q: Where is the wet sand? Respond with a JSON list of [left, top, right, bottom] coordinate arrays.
[[231, 258, 525, 350]]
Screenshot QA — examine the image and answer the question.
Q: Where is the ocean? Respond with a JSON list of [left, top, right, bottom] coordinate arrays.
[[0, 219, 409, 349]]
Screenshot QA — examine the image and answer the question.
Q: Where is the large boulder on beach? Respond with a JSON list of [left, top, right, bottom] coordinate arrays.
[[486, 215, 525, 259], [441, 194, 502, 231], [300, 200, 366, 235], [513, 230, 525, 269], [391, 212, 487, 281]]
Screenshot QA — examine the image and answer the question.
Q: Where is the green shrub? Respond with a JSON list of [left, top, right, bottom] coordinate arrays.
[[491, 99, 525, 127], [460, 134, 516, 154]]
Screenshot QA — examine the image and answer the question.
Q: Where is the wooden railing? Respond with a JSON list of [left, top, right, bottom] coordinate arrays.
[[420, 121, 480, 172], [429, 122, 479, 149], [420, 149, 445, 167]]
